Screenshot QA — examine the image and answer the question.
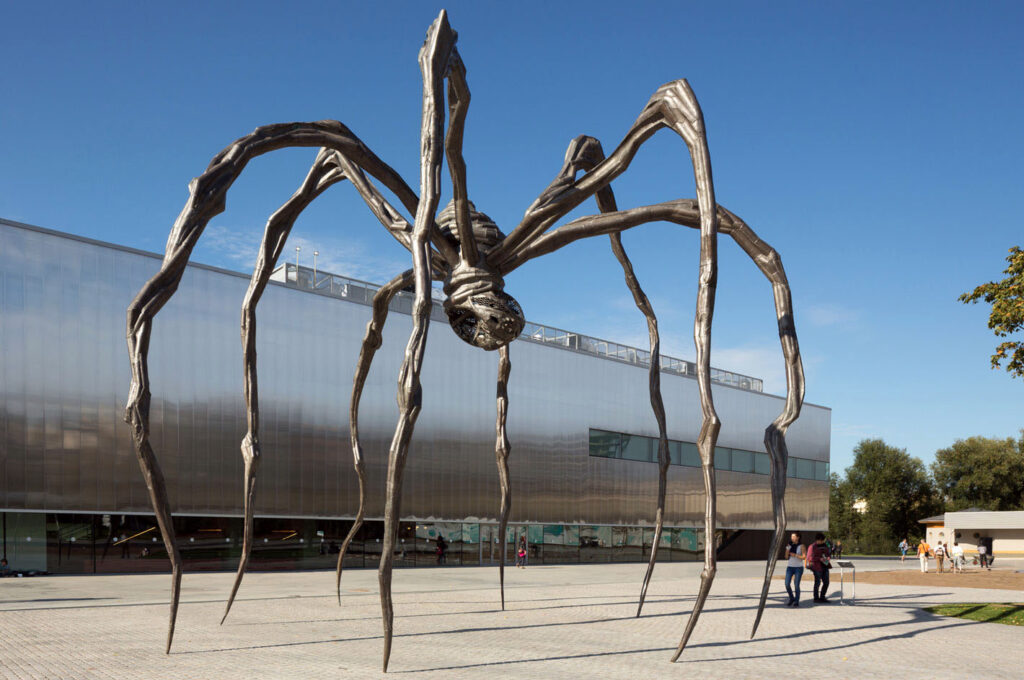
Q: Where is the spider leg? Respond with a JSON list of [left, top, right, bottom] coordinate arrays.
[[221, 149, 345, 624], [492, 82, 726, 653], [125, 120, 440, 653], [609, 231, 671, 619], [494, 344, 512, 609], [378, 10, 456, 673], [489, 79, 719, 273], [507, 199, 805, 649], [443, 49, 480, 267], [540, 134, 671, 616], [336, 267, 414, 604]]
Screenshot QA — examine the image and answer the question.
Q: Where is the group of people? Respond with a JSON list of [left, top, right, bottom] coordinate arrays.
[[901, 537, 987, 573], [783, 532, 834, 606], [431, 534, 530, 567]]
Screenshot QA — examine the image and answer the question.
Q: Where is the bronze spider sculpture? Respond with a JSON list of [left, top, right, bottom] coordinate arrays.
[[124, 10, 804, 672]]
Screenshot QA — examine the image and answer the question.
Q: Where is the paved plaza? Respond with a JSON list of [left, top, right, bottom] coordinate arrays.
[[1, 559, 1022, 679]]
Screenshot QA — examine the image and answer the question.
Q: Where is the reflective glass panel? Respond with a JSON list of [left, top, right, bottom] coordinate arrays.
[[753, 452, 770, 475], [580, 525, 612, 563], [669, 441, 682, 466], [815, 460, 829, 481], [679, 442, 701, 467], [797, 458, 814, 480], [589, 430, 620, 458], [730, 449, 753, 473], [620, 434, 651, 462], [714, 446, 731, 470]]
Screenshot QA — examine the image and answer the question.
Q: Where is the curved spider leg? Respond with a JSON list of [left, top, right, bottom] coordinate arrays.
[[336, 267, 413, 604], [509, 198, 805, 646], [715, 206, 806, 640], [379, 10, 456, 673], [125, 120, 437, 653], [540, 134, 670, 617], [221, 149, 345, 625], [496, 81, 721, 660], [494, 344, 512, 609], [608, 232, 670, 619], [441, 32, 517, 612], [443, 49, 480, 268]]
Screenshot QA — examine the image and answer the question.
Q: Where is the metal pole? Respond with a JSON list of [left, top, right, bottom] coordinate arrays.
[[313, 250, 319, 287]]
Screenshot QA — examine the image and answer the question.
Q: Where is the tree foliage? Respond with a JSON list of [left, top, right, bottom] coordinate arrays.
[[828, 472, 858, 545], [931, 434, 1024, 511], [843, 439, 941, 553], [960, 246, 1024, 378]]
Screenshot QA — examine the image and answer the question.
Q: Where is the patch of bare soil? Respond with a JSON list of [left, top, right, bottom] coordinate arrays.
[[773, 567, 1024, 591]]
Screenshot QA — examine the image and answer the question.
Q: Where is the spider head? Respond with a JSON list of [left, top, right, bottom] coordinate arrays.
[[438, 201, 525, 350]]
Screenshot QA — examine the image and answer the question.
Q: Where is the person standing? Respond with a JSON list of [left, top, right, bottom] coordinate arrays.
[[977, 542, 989, 570], [950, 541, 965, 573], [917, 538, 931, 573], [899, 538, 909, 563], [806, 532, 832, 603], [784, 532, 806, 607], [934, 541, 946, 573]]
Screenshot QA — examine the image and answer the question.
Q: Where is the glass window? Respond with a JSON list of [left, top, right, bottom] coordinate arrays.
[[814, 460, 829, 481], [620, 434, 651, 462], [589, 430, 620, 458], [650, 437, 670, 464], [754, 452, 771, 475], [714, 446, 731, 470], [679, 442, 701, 467], [580, 526, 612, 563], [787, 460, 798, 478], [669, 441, 682, 466], [730, 449, 753, 473], [797, 458, 815, 480]]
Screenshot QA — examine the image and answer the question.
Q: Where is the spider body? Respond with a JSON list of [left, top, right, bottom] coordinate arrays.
[[123, 10, 805, 673], [437, 202, 525, 349]]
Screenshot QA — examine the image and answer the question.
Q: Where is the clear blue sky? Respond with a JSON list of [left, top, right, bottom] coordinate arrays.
[[3, 2, 1022, 475]]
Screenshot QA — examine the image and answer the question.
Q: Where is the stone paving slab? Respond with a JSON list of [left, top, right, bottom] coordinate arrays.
[[1, 561, 1021, 679]]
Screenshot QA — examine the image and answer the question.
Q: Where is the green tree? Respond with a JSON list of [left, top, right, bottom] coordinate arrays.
[[931, 434, 1024, 511], [959, 246, 1024, 378], [845, 439, 941, 553], [828, 472, 859, 547]]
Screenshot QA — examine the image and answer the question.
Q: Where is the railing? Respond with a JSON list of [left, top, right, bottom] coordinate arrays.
[[271, 263, 764, 392]]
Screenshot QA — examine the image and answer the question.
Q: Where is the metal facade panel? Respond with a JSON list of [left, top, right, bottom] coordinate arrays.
[[0, 220, 829, 530]]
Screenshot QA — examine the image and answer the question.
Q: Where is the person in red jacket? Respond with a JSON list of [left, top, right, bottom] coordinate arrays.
[[806, 532, 832, 603]]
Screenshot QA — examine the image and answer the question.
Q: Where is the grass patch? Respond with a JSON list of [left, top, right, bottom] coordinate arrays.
[[926, 603, 1024, 626]]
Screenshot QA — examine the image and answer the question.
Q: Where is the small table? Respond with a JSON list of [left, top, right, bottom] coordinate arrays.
[[835, 561, 856, 604]]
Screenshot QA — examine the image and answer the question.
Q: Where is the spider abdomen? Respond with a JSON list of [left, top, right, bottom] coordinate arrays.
[[442, 263, 525, 351]]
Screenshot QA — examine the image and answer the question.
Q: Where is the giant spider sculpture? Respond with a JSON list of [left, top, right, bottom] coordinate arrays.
[[124, 10, 804, 672]]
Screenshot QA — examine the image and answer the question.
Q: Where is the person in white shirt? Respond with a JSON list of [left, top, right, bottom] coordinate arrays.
[[784, 532, 806, 607], [950, 541, 965, 573]]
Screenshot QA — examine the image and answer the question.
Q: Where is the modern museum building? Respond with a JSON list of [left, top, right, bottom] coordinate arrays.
[[0, 218, 831, 575]]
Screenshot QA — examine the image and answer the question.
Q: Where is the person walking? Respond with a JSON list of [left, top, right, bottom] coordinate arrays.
[[436, 534, 448, 565], [784, 532, 806, 607], [515, 535, 527, 568], [934, 541, 946, 573], [899, 538, 909, 563], [950, 541, 965, 573], [917, 538, 931, 573], [806, 532, 832, 603]]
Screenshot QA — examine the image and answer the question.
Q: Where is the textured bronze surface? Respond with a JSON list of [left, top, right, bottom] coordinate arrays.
[[123, 8, 805, 671]]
